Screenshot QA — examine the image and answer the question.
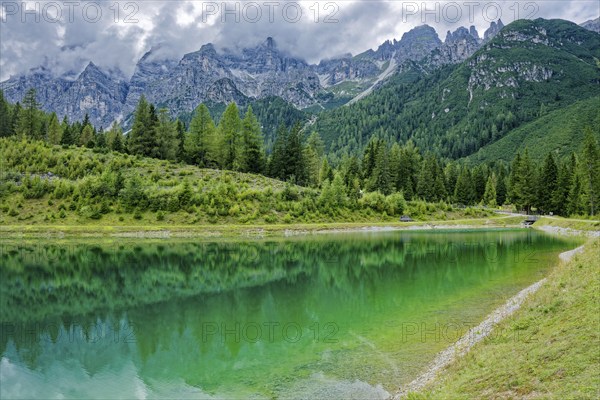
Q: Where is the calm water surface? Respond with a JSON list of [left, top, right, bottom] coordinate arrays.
[[0, 229, 580, 399]]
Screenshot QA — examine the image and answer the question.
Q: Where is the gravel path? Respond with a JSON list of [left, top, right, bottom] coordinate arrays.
[[392, 245, 584, 399]]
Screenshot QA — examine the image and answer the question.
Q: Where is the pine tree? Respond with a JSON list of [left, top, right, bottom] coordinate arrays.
[[106, 122, 124, 152], [176, 119, 186, 162], [416, 153, 437, 202], [269, 124, 288, 180], [79, 124, 95, 148], [537, 153, 558, 214], [496, 165, 508, 206], [46, 112, 62, 144], [156, 108, 179, 161], [396, 141, 420, 200], [482, 173, 498, 207], [17, 88, 41, 139], [303, 131, 325, 187], [60, 116, 75, 146], [240, 105, 265, 174], [127, 95, 159, 158], [319, 158, 333, 185], [185, 104, 217, 167], [553, 162, 572, 216], [8, 103, 20, 138], [373, 145, 392, 195], [218, 102, 242, 170], [508, 150, 536, 213], [580, 130, 600, 216], [472, 166, 487, 204], [0, 89, 12, 137], [285, 122, 306, 184], [567, 172, 584, 216], [454, 167, 476, 205]]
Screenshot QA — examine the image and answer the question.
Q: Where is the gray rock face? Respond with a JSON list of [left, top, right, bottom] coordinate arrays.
[[580, 17, 600, 33], [0, 21, 504, 128], [424, 21, 502, 67], [483, 19, 505, 42]]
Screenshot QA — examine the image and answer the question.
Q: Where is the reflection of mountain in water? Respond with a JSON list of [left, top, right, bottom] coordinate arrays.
[[0, 230, 576, 398], [1, 230, 558, 323]]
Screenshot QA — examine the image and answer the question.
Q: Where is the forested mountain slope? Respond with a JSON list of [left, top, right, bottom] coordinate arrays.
[[314, 18, 600, 161]]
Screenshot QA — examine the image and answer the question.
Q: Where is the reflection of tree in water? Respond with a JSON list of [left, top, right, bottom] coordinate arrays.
[[0, 231, 574, 397], [0, 231, 562, 324]]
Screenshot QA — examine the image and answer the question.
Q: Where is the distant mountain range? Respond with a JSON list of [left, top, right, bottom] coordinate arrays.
[[1, 19, 512, 128]]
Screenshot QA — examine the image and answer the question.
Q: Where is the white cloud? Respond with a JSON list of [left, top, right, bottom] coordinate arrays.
[[0, 0, 597, 81]]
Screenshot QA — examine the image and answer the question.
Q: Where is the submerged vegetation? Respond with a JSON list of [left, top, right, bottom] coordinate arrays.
[[414, 239, 600, 399]]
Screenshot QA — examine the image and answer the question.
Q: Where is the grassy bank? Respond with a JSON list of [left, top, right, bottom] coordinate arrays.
[[409, 239, 600, 399], [0, 215, 526, 238]]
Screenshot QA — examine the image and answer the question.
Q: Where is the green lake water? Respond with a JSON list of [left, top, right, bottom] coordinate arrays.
[[0, 229, 581, 399]]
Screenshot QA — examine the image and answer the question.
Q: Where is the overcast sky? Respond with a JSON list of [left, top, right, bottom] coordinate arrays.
[[0, 0, 598, 81]]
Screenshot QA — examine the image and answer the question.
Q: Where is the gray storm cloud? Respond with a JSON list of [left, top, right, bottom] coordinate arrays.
[[0, 0, 598, 81]]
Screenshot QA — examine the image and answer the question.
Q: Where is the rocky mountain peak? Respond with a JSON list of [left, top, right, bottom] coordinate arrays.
[[580, 17, 600, 33], [484, 19, 505, 42], [263, 36, 276, 49]]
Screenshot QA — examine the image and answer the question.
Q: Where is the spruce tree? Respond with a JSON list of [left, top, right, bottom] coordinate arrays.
[[269, 124, 288, 180], [156, 108, 179, 161], [218, 102, 242, 170], [553, 162, 572, 216], [17, 88, 41, 139], [60, 116, 74, 146], [0, 89, 12, 137], [537, 153, 558, 214], [285, 122, 306, 184], [176, 119, 186, 162], [128, 95, 159, 158], [185, 104, 217, 167], [303, 131, 325, 187], [106, 122, 124, 152], [241, 105, 265, 174], [454, 167, 476, 205], [79, 124, 95, 148], [580, 130, 600, 216], [47, 112, 62, 145], [482, 173, 498, 207]]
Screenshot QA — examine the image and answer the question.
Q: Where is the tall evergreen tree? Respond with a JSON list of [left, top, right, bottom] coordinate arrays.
[[47, 112, 62, 145], [176, 119, 186, 162], [454, 167, 476, 205], [416, 153, 440, 202], [284, 122, 306, 184], [218, 102, 242, 170], [106, 121, 124, 152], [0, 89, 12, 137], [553, 162, 572, 216], [156, 108, 179, 161], [17, 88, 41, 139], [10, 102, 21, 137], [580, 130, 600, 216], [303, 131, 325, 187], [79, 124, 95, 148], [240, 105, 265, 174], [269, 124, 288, 180], [185, 104, 217, 167], [537, 153, 558, 214], [482, 173, 498, 207], [128, 95, 159, 158], [567, 172, 585, 216], [60, 116, 74, 146]]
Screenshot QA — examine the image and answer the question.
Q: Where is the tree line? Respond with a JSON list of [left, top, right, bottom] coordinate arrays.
[[1, 88, 598, 217]]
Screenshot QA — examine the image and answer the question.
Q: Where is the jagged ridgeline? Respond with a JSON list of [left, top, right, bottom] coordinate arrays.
[[1, 18, 598, 163], [315, 18, 600, 161], [0, 18, 508, 131]]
